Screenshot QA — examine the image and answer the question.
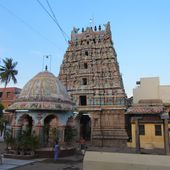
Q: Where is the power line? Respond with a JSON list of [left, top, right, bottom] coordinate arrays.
[[0, 2, 58, 47], [45, 0, 69, 40], [36, 0, 69, 43]]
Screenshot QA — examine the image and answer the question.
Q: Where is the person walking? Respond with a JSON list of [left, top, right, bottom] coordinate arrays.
[[54, 140, 59, 160]]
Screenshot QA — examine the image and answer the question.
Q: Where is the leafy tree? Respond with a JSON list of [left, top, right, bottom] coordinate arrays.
[[0, 57, 18, 88], [0, 117, 5, 136], [4, 130, 15, 150], [0, 103, 4, 116], [64, 126, 77, 144], [51, 127, 60, 146], [16, 129, 40, 154]]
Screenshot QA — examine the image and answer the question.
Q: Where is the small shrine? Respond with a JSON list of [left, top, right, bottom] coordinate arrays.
[[6, 70, 74, 146]]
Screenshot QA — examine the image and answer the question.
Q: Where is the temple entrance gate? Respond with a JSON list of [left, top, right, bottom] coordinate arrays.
[[79, 113, 91, 141]]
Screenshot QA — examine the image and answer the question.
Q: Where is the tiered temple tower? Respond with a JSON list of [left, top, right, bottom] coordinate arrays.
[[59, 22, 128, 147]]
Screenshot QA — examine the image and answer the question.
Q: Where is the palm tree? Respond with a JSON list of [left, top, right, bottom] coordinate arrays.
[[0, 58, 18, 88]]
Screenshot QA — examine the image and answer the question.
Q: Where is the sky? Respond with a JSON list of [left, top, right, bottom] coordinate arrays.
[[0, 0, 170, 97]]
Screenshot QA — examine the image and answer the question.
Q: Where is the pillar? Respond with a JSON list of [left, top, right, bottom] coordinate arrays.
[[12, 125, 21, 139], [163, 119, 170, 155], [60, 126, 65, 144], [134, 118, 140, 153]]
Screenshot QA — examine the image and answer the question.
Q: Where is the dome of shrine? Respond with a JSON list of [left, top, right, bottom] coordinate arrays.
[[7, 71, 74, 111]]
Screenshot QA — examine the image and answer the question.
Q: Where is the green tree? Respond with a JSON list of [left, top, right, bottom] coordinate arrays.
[[0, 58, 18, 88], [64, 126, 77, 144], [0, 103, 4, 116], [16, 129, 40, 154], [0, 116, 5, 136], [51, 127, 60, 146], [4, 130, 15, 150]]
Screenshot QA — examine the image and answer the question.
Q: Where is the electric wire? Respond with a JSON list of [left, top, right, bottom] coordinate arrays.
[[45, 0, 69, 40], [0, 2, 58, 47], [36, 0, 69, 43]]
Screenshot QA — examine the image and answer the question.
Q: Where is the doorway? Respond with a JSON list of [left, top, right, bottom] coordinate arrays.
[[80, 114, 91, 141]]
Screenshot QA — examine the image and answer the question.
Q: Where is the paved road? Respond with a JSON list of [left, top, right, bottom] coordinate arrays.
[[12, 160, 83, 170], [0, 141, 83, 170], [0, 142, 6, 154], [0, 156, 83, 170]]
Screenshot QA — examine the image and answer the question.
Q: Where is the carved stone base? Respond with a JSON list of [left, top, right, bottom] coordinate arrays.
[[91, 109, 128, 148], [92, 138, 127, 148]]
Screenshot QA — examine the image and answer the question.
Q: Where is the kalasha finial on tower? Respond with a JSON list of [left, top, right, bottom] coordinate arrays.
[[105, 21, 111, 34]]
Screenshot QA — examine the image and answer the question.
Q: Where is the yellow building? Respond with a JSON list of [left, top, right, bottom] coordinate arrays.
[[127, 77, 170, 153]]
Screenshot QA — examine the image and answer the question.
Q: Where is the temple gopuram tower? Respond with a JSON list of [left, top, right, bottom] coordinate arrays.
[[59, 22, 128, 147]]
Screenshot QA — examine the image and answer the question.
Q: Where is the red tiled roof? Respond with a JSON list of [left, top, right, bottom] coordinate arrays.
[[127, 105, 164, 114]]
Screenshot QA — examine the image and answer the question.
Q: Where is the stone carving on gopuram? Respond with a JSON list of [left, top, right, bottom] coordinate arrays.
[[59, 22, 128, 147]]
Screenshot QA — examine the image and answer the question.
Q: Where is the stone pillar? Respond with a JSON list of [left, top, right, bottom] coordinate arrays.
[[134, 118, 140, 153], [90, 115, 93, 145], [12, 125, 21, 139], [34, 124, 43, 145], [60, 126, 65, 144], [75, 117, 80, 140], [163, 119, 170, 155]]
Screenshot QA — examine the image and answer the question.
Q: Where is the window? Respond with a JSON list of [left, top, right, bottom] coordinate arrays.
[[79, 96, 87, 106], [6, 92, 10, 98], [82, 78, 87, 85], [139, 125, 145, 135], [0, 92, 3, 98], [155, 125, 162, 136], [85, 51, 88, 56], [84, 63, 88, 69]]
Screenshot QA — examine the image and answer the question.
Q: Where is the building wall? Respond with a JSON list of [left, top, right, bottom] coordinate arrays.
[[159, 85, 170, 104], [133, 77, 170, 104], [133, 77, 160, 104], [127, 123, 170, 149], [0, 87, 21, 108]]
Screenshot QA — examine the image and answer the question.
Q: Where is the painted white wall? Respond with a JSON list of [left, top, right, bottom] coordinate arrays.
[[133, 77, 170, 104], [160, 85, 170, 104]]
